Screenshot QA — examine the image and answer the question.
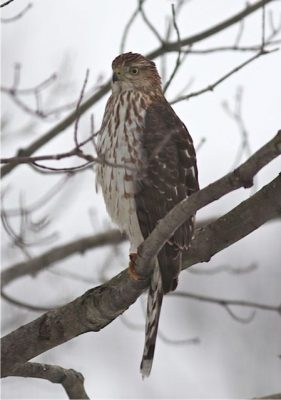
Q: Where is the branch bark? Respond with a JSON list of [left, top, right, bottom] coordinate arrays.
[[1, 0, 273, 178], [2, 130, 280, 289], [256, 394, 281, 399], [0, 220, 217, 289], [147, 0, 275, 58], [182, 181, 281, 269], [1, 173, 280, 377], [135, 131, 281, 276], [10, 362, 89, 399]]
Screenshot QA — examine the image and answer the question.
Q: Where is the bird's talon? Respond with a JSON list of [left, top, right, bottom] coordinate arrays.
[[128, 253, 143, 280]]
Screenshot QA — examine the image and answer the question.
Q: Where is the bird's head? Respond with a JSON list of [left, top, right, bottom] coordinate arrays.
[[111, 52, 162, 94]]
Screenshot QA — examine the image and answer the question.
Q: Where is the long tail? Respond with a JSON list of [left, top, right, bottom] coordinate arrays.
[[140, 263, 163, 378]]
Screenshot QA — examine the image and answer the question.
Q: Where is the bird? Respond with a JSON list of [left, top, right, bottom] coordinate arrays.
[[96, 52, 199, 377]]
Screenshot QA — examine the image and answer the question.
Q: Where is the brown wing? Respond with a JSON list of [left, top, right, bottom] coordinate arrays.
[[135, 99, 199, 293]]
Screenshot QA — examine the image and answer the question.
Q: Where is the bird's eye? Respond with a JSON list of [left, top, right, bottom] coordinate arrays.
[[130, 67, 139, 75]]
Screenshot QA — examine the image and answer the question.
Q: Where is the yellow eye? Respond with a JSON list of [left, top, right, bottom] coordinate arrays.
[[130, 67, 139, 75]]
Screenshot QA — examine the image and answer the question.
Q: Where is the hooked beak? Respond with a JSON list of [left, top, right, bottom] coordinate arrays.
[[112, 68, 123, 83], [112, 72, 119, 83]]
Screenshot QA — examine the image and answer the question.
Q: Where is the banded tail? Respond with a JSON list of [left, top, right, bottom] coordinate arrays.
[[140, 263, 163, 378]]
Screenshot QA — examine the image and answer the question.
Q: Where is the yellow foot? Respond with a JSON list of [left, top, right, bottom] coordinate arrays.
[[128, 253, 143, 280]]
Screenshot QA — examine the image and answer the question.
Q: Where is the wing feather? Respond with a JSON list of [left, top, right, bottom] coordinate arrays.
[[135, 99, 199, 293]]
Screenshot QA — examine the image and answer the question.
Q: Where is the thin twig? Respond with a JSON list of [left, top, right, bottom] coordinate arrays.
[[1, 229, 126, 288], [261, 3, 266, 50], [222, 86, 252, 169], [120, 0, 146, 52], [164, 4, 184, 93], [0, 0, 16, 7], [1, 2, 32, 22], [170, 49, 277, 104], [1, 289, 53, 312], [73, 69, 90, 148], [120, 313, 200, 345], [138, 0, 163, 44], [1, 132, 280, 289], [1, 0, 273, 178], [171, 291, 280, 316], [147, 0, 275, 59], [188, 263, 257, 275], [161, 0, 187, 82], [9, 362, 90, 399], [31, 160, 93, 173], [234, 20, 245, 46], [1, 69, 78, 119], [3, 174, 73, 217], [181, 41, 281, 54]]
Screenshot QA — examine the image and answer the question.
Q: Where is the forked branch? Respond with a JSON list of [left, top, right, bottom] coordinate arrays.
[[1, 131, 280, 378]]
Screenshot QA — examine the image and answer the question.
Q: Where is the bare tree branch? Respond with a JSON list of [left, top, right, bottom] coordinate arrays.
[[171, 291, 281, 314], [222, 86, 252, 168], [182, 41, 281, 53], [1, 2, 32, 22], [135, 131, 281, 276], [255, 393, 281, 399], [73, 70, 89, 148], [1, 171, 280, 377], [163, 3, 184, 93], [188, 262, 257, 275], [2, 130, 280, 290], [0, 67, 76, 118], [1, 0, 273, 178], [0, 220, 216, 288], [1, 229, 126, 288], [147, 0, 276, 59], [1, 289, 53, 312], [0, 0, 16, 7], [120, 0, 147, 53], [170, 48, 278, 104], [10, 362, 90, 399], [1, 49, 276, 170], [2, 173, 73, 217], [138, 0, 163, 44], [2, 2, 280, 396]]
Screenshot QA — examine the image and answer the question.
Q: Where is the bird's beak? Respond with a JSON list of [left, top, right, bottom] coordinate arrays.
[[112, 72, 119, 83], [112, 68, 123, 83]]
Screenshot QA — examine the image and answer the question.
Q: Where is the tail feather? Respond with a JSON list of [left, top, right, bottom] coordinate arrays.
[[140, 263, 163, 378]]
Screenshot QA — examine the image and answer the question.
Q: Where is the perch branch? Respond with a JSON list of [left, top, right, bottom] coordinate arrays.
[[1, 171, 280, 376], [135, 131, 281, 276], [10, 362, 89, 399]]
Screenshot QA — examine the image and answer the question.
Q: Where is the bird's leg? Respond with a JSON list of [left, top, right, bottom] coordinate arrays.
[[128, 253, 143, 280]]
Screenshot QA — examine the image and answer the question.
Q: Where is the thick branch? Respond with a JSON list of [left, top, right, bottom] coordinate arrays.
[[0, 219, 216, 289], [182, 179, 281, 269], [1, 0, 272, 178], [256, 394, 281, 399], [11, 362, 89, 399], [1, 175, 280, 377], [2, 131, 280, 289], [147, 0, 275, 59], [136, 131, 281, 275]]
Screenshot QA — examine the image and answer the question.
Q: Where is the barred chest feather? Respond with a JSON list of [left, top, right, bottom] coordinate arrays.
[[96, 90, 150, 252]]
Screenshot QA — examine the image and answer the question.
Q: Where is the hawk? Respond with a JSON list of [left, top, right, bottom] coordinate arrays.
[[96, 52, 199, 377]]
